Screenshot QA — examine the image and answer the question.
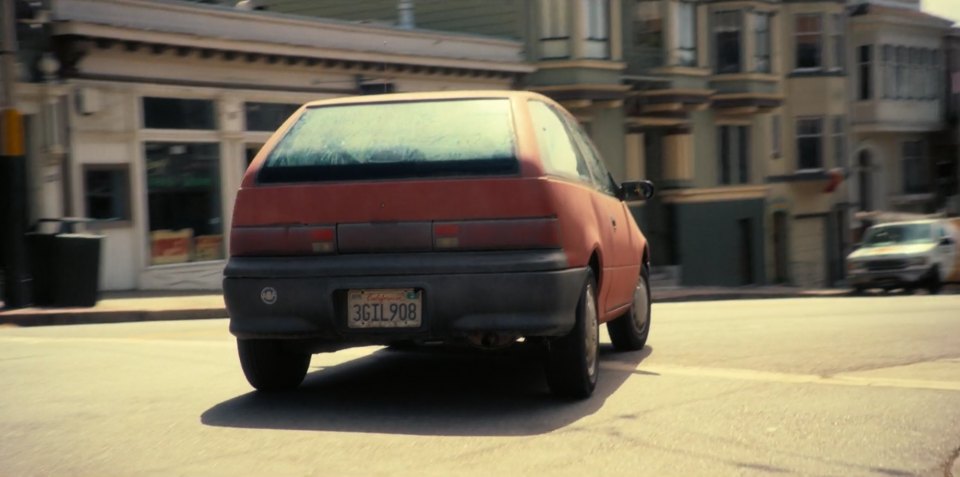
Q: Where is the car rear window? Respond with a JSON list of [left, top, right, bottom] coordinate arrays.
[[258, 98, 518, 183]]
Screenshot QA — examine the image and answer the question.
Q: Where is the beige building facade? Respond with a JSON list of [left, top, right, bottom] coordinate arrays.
[[11, 0, 531, 291], [848, 0, 955, 227]]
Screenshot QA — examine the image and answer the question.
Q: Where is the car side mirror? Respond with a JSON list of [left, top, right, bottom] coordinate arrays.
[[941, 237, 954, 246], [620, 180, 655, 201]]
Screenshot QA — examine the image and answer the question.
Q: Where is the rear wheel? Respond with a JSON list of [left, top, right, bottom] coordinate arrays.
[[545, 270, 599, 399], [237, 339, 311, 391], [608, 265, 651, 351]]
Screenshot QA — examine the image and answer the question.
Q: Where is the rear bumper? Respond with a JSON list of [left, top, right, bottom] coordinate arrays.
[[224, 251, 586, 344]]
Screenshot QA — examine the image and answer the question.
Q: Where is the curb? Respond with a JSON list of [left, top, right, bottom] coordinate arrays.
[[1, 290, 852, 327], [0, 308, 227, 327], [652, 291, 846, 303]]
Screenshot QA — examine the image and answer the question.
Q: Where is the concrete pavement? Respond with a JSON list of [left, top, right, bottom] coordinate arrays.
[[0, 286, 850, 327], [1, 296, 958, 476]]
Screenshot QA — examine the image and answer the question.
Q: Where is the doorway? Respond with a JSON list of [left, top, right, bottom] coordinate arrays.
[[738, 218, 754, 285], [772, 211, 788, 284], [858, 150, 873, 211]]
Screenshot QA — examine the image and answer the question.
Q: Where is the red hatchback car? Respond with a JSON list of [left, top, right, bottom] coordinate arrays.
[[225, 91, 654, 398]]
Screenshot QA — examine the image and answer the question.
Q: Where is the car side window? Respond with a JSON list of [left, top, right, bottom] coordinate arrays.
[[558, 113, 619, 196], [527, 101, 592, 183]]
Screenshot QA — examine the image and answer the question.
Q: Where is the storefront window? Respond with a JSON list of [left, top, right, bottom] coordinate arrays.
[[145, 142, 223, 265], [244, 102, 300, 132], [84, 165, 130, 222], [143, 97, 216, 130]]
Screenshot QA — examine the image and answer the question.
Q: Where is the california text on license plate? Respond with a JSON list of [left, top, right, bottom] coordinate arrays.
[[347, 289, 422, 328]]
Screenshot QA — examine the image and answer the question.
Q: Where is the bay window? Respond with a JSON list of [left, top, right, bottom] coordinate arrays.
[[539, 0, 570, 59], [676, 1, 697, 66], [714, 11, 742, 74], [796, 117, 823, 170], [795, 14, 822, 70]]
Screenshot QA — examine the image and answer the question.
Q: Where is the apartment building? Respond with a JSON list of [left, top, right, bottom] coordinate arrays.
[[847, 0, 955, 229], [9, 0, 530, 290], [260, 0, 860, 287], [15, 0, 952, 290]]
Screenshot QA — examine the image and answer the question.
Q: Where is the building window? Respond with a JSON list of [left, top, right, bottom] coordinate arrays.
[[832, 116, 845, 168], [634, 0, 662, 49], [84, 165, 130, 222], [771, 114, 781, 157], [539, 0, 570, 59], [932, 49, 942, 100], [883, 45, 894, 99], [858, 45, 872, 100], [676, 1, 697, 66], [244, 102, 300, 132], [145, 142, 223, 265], [896, 46, 905, 99], [796, 117, 823, 170], [714, 11, 742, 74], [830, 13, 845, 71], [719, 125, 749, 184], [858, 151, 873, 211], [583, 0, 610, 58], [142, 97, 216, 130], [754, 12, 772, 73], [902, 140, 928, 194], [795, 14, 822, 70], [907, 48, 923, 99]]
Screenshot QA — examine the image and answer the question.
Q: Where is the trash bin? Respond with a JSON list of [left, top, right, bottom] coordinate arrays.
[[26, 218, 104, 307]]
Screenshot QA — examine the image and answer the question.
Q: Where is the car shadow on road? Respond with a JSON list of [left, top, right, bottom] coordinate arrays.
[[201, 343, 652, 436]]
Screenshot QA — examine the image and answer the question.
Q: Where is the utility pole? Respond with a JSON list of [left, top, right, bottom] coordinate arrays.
[[1, 0, 33, 308]]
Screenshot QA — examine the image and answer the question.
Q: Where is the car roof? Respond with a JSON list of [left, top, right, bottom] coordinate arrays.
[[302, 90, 550, 108]]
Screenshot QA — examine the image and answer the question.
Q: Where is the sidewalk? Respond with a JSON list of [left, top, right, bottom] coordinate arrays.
[[0, 286, 849, 327]]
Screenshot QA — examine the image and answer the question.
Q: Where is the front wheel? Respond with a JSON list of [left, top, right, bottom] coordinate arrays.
[[927, 266, 942, 295], [237, 339, 311, 391], [545, 270, 599, 399], [608, 265, 651, 351]]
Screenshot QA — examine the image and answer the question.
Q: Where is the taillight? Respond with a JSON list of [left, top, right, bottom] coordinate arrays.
[[230, 225, 336, 256], [432, 218, 560, 250]]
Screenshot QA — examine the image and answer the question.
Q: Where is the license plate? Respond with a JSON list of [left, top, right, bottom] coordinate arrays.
[[346, 289, 422, 329]]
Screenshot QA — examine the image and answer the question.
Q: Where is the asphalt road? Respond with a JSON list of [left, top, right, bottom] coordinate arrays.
[[1, 296, 958, 477]]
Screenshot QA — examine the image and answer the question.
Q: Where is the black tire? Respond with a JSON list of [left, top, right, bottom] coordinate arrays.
[[850, 286, 866, 296], [545, 270, 599, 399], [927, 266, 942, 295], [237, 339, 311, 391], [608, 264, 651, 351]]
